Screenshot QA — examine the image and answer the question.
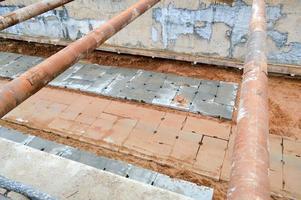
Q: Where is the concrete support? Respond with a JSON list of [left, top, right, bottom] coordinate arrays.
[[0, 0, 74, 31], [0, 0, 160, 118], [227, 0, 270, 200]]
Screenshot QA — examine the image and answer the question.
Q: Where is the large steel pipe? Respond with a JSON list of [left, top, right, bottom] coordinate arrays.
[[0, 0, 160, 118], [0, 0, 74, 31], [227, 0, 270, 200]]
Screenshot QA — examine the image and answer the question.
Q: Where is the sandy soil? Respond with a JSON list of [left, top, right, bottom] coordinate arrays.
[[0, 39, 300, 140]]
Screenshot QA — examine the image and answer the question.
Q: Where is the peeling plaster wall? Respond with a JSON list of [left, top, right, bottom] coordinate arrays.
[[0, 0, 300, 66]]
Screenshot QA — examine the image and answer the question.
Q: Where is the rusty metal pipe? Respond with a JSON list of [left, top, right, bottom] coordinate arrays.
[[0, 0, 74, 31], [0, 0, 160, 118], [227, 0, 270, 200]]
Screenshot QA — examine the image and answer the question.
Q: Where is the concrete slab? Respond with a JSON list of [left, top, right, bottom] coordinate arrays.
[[0, 127, 29, 143], [51, 63, 84, 87], [170, 86, 198, 110], [104, 160, 132, 177], [0, 138, 193, 200], [0, 56, 43, 78], [62, 148, 109, 170], [214, 82, 238, 106], [153, 174, 213, 200], [0, 52, 22, 66], [26, 137, 66, 152], [127, 165, 158, 184]]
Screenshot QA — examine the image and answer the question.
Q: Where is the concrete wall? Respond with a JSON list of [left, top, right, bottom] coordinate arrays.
[[0, 0, 300, 68]]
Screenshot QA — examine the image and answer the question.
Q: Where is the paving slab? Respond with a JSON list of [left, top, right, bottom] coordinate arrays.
[[104, 159, 132, 176], [194, 136, 228, 179], [283, 139, 301, 199], [0, 52, 238, 120], [26, 136, 66, 152], [214, 82, 238, 106], [0, 52, 22, 66], [0, 56, 43, 78], [62, 148, 109, 170], [0, 126, 29, 143], [153, 174, 213, 200], [269, 135, 283, 194], [170, 86, 198, 110], [126, 165, 158, 184], [70, 63, 111, 81], [87, 73, 117, 93], [51, 63, 84, 87]]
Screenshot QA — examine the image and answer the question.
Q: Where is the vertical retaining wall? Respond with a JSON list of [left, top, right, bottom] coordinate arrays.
[[0, 0, 300, 68]]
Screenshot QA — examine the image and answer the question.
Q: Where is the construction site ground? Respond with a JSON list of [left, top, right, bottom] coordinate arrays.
[[0, 39, 300, 200]]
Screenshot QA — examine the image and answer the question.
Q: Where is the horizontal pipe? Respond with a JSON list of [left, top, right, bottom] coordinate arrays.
[[0, 0, 74, 31], [227, 0, 270, 200], [0, 0, 160, 118]]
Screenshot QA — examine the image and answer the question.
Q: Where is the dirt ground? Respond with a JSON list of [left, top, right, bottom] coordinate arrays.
[[0, 39, 300, 140]]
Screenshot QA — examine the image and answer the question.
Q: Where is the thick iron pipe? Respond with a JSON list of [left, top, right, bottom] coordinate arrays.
[[227, 0, 270, 200], [0, 0, 160, 118], [0, 0, 74, 31]]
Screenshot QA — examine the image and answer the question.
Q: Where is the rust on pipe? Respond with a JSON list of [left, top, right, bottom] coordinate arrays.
[[0, 0, 74, 31], [0, 0, 160, 118], [227, 0, 270, 200]]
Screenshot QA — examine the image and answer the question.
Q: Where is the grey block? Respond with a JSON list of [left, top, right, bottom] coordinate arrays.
[[152, 87, 177, 106], [26, 137, 66, 152], [214, 82, 238, 106], [170, 86, 198, 110], [64, 78, 94, 90], [152, 80, 178, 106], [70, 63, 110, 81], [0, 127, 29, 143], [144, 73, 166, 91], [120, 88, 156, 103], [191, 101, 233, 119], [218, 104, 234, 119], [153, 174, 214, 200], [104, 159, 132, 177], [166, 74, 201, 88], [102, 74, 134, 97], [194, 92, 215, 102], [112, 67, 138, 76], [50, 63, 84, 87], [88, 73, 117, 93], [62, 148, 109, 170], [0, 52, 22, 66], [0, 56, 42, 78], [198, 81, 219, 95], [125, 70, 153, 88], [127, 165, 158, 184]]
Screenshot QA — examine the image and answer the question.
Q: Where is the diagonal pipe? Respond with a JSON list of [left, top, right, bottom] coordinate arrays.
[[0, 0, 74, 31], [0, 0, 160, 118], [227, 0, 270, 199]]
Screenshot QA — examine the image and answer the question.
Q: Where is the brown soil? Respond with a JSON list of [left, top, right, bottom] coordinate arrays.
[[0, 39, 300, 140]]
